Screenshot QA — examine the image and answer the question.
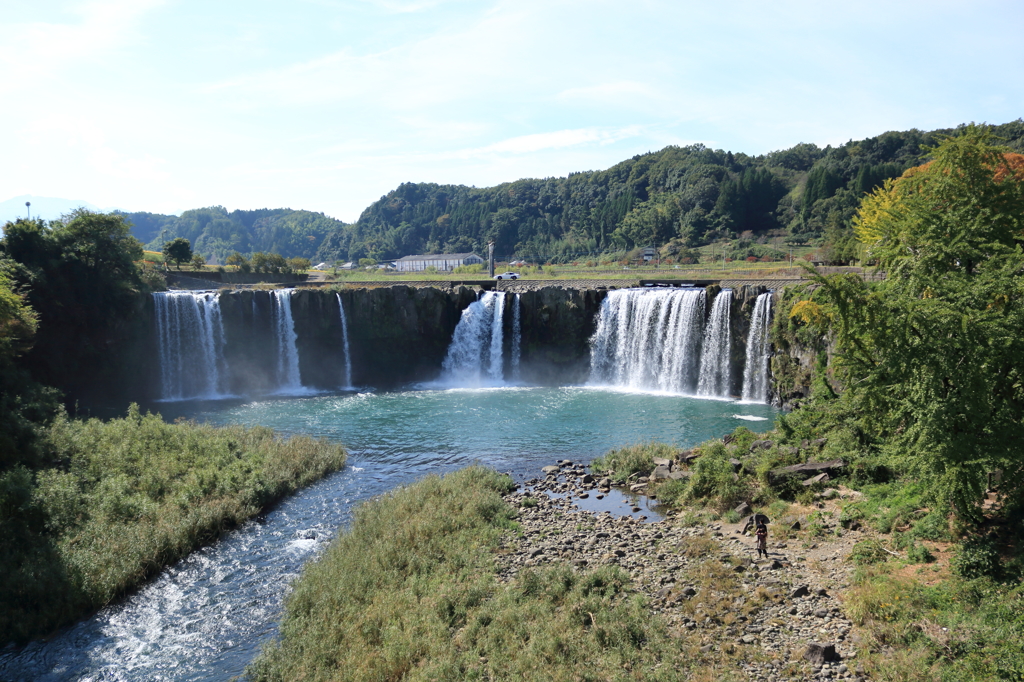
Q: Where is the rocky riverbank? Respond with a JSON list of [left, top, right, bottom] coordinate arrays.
[[497, 461, 872, 682]]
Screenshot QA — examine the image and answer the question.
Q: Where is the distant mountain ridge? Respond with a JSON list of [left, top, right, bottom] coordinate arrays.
[[10, 120, 1024, 265], [313, 119, 1024, 265]]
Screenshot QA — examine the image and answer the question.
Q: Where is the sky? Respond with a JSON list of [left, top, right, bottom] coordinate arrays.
[[2, 0, 1023, 223]]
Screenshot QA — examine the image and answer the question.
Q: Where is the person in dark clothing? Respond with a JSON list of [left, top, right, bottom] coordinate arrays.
[[755, 522, 768, 558]]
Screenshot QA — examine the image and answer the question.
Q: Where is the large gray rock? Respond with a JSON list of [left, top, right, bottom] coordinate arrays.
[[769, 459, 845, 485], [651, 465, 673, 480], [652, 457, 672, 468], [802, 472, 830, 486], [803, 642, 840, 665]]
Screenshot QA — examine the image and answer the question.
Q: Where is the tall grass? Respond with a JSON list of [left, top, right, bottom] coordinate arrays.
[[0, 405, 346, 644], [589, 442, 677, 484], [248, 466, 700, 681], [845, 565, 1024, 681]]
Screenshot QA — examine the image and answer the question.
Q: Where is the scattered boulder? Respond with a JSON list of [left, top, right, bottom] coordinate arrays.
[[803, 642, 840, 665], [728, 458, 743, 473], [749, 439, 773, 451], [680, 450, 702, 464], [790, 584, 810, 599], [541, 465, 560, 475], [802, 472, 831, 487], [734, 502, 752, 517], [668, 470, 692, 480], [651, 465, 673, 480], [652, 457, 672, 468]]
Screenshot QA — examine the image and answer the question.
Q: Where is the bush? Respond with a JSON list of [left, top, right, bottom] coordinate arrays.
[[906, 543, 935, 564], [851, 539, 889, 566], [685, 441, 749, 509], [951, 537, 1002, 580]]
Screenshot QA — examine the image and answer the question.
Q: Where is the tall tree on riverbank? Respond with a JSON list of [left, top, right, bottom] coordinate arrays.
[[805, 126, 1024, 518], [0, 211, 152, 405]]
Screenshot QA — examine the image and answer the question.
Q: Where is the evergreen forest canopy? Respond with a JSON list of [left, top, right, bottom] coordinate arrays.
[[117, 120, 1024, 267], [122, 207, 348, 264], [314, 120, 1024, 264]]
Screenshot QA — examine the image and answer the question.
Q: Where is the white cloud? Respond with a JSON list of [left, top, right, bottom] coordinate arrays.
[[0, 0, 164, 93], [471, 127, 643, 155]]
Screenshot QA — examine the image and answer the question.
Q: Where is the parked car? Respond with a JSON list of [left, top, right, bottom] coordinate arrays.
[[494, 272, 520, 280]]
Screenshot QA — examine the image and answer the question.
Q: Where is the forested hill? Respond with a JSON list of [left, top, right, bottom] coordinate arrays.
[[122, 207, 347, 263], [315, 120, 1024, 264]]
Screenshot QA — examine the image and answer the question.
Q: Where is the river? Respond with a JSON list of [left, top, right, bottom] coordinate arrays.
[[0, 386, 777, 681]]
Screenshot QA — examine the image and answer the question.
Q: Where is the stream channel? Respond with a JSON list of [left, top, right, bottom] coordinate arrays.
[[0, 386, 777, 681]]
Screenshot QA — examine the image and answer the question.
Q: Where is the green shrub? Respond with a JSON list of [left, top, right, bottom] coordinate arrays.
[[951, 537, 1002, 580], [906, 543, 935, 564], [651, 478, 688, 508], [685, 441, 749, 509], [851, 539, 890, 566]]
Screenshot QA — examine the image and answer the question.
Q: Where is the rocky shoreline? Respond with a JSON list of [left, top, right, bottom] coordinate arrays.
[[497, 461, 871, 682]]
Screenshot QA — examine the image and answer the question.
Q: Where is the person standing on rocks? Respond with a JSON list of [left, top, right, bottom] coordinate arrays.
[[755, 521, 768, 558]]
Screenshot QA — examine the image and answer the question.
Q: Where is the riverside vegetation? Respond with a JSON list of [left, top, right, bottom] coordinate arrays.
[[0, 211, 347, 645]]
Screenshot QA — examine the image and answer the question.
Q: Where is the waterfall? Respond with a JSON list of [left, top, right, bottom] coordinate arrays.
[[741, 292, 773, 403], [441, 291, 507, 386], [154, 291, 228, 401], [337, 293, 352, 389], [510, 293, 522, 381], [272, 290, 303, 392], [588, 288, 706, 393], [696, 289, 733, 398]]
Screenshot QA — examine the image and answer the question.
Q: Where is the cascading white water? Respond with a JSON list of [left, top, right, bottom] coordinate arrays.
[[696, 288, 733, 398], [336, 293, 352, 389], [741, 292, 773, 403], [154, 291, 228, 400], [441, 291, 507, 386], [272, 290, 303, 391], [588, 288, 707, 393], [510, 293, 522, 380]]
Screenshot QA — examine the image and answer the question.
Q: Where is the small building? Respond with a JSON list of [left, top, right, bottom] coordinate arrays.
[[395, 252, 484, 272]]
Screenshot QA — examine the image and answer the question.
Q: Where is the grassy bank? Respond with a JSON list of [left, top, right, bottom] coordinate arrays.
[[0, 405, 346, 644], [248, 467, 708, 682]]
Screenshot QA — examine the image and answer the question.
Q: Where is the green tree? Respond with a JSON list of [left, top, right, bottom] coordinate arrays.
[[162, 237, 192, 269], [225, 252, 247, 271], [189, 253, 206, 270], [809, 126, 1024, 518], [0, 211, 151, 404]]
